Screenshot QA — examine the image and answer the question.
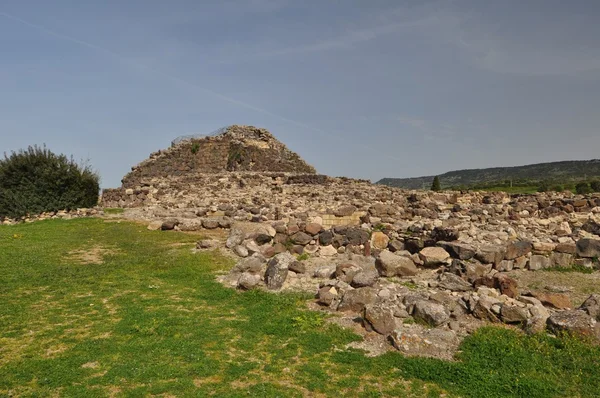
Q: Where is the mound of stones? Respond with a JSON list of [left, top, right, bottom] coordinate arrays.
[[216, 217, 600, 357]]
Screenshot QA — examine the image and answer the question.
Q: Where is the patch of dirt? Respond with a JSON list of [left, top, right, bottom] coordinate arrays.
[[508, 269, 600, 306], [81, 361, 99, 369], [66, 245, 120, 265]]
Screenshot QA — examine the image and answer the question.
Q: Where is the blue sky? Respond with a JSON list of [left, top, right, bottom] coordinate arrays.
[[1, 0, 600, 188]]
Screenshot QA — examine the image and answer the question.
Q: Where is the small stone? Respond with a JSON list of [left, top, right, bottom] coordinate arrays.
[[319, 245, 338, 256], [161, 220, 178, 230], [289, 261, 306, 274], [500, 305, 530, 323], [437, 272, 473, 292]]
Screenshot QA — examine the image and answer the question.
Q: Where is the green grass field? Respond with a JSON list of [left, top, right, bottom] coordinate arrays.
[[1, 218, 600, 397]]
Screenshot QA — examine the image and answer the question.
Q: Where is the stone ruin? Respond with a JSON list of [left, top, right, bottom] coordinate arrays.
[[101, 125, 600, 358]]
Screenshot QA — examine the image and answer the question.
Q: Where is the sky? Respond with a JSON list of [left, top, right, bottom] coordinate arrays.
[[1, 0, 600, 188]]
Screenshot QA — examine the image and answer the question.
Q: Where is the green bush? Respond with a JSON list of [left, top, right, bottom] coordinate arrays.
[[0, 145, 100, 218], [591, 180, 600, 192], [551, 184, 564, 192], [537, 181, 549, 192], [576, 182, 593, 195]]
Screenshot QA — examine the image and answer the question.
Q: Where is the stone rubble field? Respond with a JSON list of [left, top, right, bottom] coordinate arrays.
[[100, 171, 600, 358]]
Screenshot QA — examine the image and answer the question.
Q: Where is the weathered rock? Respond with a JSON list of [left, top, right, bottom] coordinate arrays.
[[227, 228, 246, 249], [147, 221, 163, 231], [254, 233, 272, 245], [289, 260, 306, 274], [375, 250, 418, 277], [345, 228, 370, 246], [334, 205, 357, 217], [202, 219, 220, 229], [580, 294, 600, 321], [388, 239, 404, 252], [438, 241, 476, 260], [500, 305, 529, 324], [317, 285, 339, 306], [547, 310, 599, 338], [313, 265, 336, 278], [550, 252, 573, 268], [576, 238, 600, 258], [419, 247, 450, 266], [351, 269, 379, 287], [437, 272, 473, 292], [363, 303, 396, 334], [505, 241, 533, 260], [472, 296, 501, 323], [233, 256, 264, 273], [319, 245, 338, 256], [413, 300, 450, 327], [371, 231, 390, 250], [305, 222, 322, 235], [264, 252, 293, 290], [161, 220, 178, 230], [234, 245, 249, 257], [291, 231, 312, 245], [534, 292, 572, 309], [476, 245, 505, 266], [318, 231, 334, 246], [237, 272, 261, 290], [528, 255, 550, 270], [337, 287, 377, 312], [335, 263, 361, 284], [495, 274, 519, 298]]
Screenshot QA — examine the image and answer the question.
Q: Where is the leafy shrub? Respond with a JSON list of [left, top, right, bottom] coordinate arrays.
[[537, 181, 549, 192], [591, 180, 600, 192], [0, 145, 99, 218], [551, 184, 564, 192], [576, 182, 593, 195], [191, 142, 200, 154]]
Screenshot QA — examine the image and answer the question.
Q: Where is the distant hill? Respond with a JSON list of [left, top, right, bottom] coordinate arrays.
[[377, 159, 600, 190]]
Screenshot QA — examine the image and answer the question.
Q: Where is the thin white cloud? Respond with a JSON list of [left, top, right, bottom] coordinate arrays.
[[397, 115, 457, 140]]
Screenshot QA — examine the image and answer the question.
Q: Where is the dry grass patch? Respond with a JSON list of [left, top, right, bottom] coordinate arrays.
[[65, 244, 121, 265]]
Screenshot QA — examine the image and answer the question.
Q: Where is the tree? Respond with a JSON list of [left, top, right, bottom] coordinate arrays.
[[431, 176, 441, 191], [0, 145, 100, 219], [537, 181, 549, 192], [575, 182, 592, 195]]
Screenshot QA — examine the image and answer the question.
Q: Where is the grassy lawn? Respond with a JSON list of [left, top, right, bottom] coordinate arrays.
[[1, 219, 600, 397]]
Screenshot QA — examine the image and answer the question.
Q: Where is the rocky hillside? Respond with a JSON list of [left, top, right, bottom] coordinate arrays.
[[121, 125, 316, 188], [378, 159, 600, 189]]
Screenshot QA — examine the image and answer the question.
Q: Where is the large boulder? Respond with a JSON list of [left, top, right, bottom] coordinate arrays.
[[579, 294, 600, 320], [337, 287, 377, 312], [264, 252, 294, 290], [505, 241, 533, 260], [547, 310, 600, 338], [375, 250, 418, 277], [437, 272, 473, 292], [363, 303, 396, 334], [413, 300, 450, 327], [576, 239, 600, 258], [419, 247, 450, 266], [438, 241, 476, 260]]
